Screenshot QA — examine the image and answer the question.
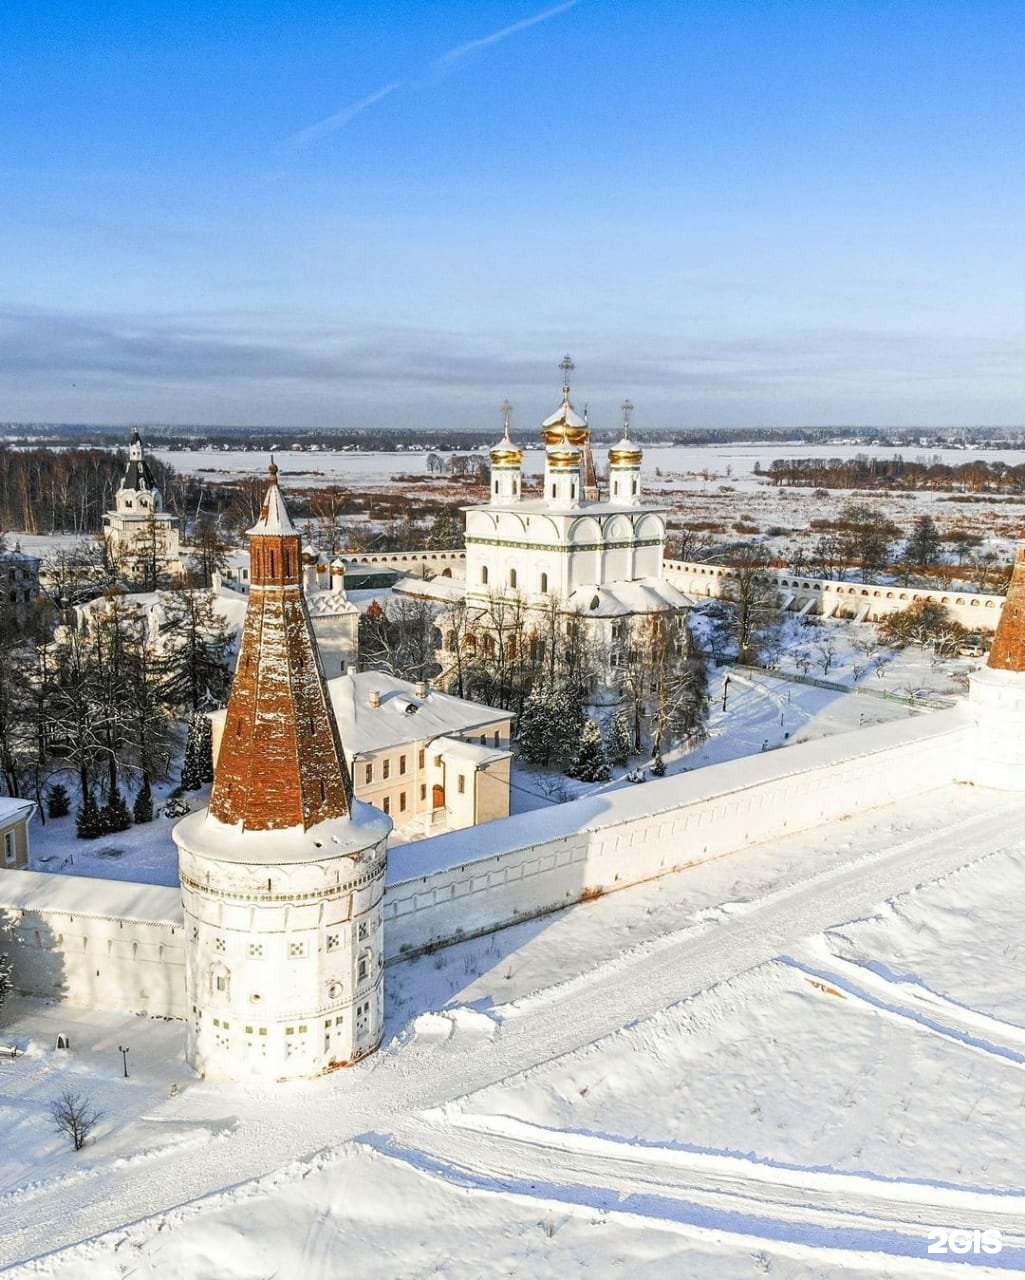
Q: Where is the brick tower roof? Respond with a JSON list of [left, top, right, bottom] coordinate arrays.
[[987, 545, 1025, 672], [208, 462, 353, 830]]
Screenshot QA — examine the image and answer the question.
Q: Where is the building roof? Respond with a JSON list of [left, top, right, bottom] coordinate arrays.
[[0, 797, 35, 828], [210, 470, 353, 831], [119, 429, 159, 494], [435, 735, 510, 767], [566, 577, 694, 616], [247, 462, 297, 536], [0, 867, 182, 925], [328, 671, 509, 756], [305, 589, 359, 618]]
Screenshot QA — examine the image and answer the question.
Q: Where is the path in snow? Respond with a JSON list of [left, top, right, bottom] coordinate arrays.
[[5, 787, 1025, 1272]]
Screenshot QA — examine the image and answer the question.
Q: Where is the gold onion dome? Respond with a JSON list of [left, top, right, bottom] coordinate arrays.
[[609, 397, 642, 465], [547, 446, 582, 470], [541, 352, 589, 446], [609, 440, 643, 466], [490, 400, 523, 465]]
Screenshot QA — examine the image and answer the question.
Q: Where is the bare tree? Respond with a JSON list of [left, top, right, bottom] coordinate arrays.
[[50, 1089, 101, 1151]]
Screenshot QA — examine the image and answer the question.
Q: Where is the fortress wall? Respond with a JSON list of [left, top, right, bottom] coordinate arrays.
[[666, 559, 1003, 630], [0, 876, 185, 1018], [0, 712, 968, 1008], [382, 710, 967, 960]]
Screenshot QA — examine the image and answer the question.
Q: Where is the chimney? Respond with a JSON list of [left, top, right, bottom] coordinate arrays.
[[415, 680, 429, 698], [369, 689, 381, 708]]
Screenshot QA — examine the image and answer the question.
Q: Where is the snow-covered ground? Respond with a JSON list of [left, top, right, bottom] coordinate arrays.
[[4, 782, 1025, 1277]]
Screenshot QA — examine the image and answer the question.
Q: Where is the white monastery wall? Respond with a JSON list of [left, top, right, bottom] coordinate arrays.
[[0, 872, 185, 1017], [667, 559, 1004, 630], [0, 711, 969, 1010], [382, 710, 967, 960]]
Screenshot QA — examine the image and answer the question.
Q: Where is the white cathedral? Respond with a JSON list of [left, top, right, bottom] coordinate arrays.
[[448, 356, 691, 699]]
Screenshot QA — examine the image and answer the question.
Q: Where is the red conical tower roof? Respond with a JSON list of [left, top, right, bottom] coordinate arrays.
[[209, 462, 353, 830], [987, 545, 1025, 672]]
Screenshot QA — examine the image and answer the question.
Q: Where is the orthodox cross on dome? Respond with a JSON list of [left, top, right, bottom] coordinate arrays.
[[500, 399, 513, 437], [621, 399, 634, 437], [560, 354, 575, 398]]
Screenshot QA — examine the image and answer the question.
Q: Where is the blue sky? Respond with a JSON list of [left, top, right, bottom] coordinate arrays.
[[2, 1, 1024, 429]]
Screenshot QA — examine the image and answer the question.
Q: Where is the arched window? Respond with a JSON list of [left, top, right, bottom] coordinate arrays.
[[509, 568, 517, 589], [540, 572, 548, 594], [481, 565, 489, 585], [493, 480, 499, 494]]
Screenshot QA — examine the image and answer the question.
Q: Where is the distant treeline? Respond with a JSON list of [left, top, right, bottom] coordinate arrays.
[[764, 455, 1025, 493], [0, 445, 178, 536], [10, 423, 1025, 452]]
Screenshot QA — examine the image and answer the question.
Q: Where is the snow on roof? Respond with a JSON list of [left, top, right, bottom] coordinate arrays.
[[566, 578, 695, 616], [247, 473, 297, 536], [305, 590, 359, 618], [393, 576, 466, 602], [435, 735, 511, 767], [0, 867, 183, 925], [329, 672, 509, 756], [541, 398, 587, 429], [387, 707, 969, 884], [173, 800, 391, 865], [0, 797, 34, 827]]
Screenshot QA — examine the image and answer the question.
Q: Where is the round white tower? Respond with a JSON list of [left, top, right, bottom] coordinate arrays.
[[608, 398, 643, 506], [489, 400, 523, 504], [173, 464, 392, 1081]]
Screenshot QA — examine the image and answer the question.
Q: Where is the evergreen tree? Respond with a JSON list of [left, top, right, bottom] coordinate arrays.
[[158, 587, 233, 712], [0, 942, 12, 1016], [180, 714, 204, 791], [132, 778, 153, 824], [195, 714, 214, 784], [515, 676, 558, 766], [548, 680, 586, 771], [75, 788, 103, 840], [46, 783, 71, 819], [605, 712, 632, 767], [568, 718, 611, 782], [100, 788, 132, 834]]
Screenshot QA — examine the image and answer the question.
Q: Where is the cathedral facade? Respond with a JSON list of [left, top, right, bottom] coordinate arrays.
[[453, 358, 691, 702]]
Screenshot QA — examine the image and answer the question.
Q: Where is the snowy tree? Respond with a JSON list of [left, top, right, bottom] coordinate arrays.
[[158, 587, 233, 712], [99, 788, 131, 834], [132, 777, 153, 824], [605, 711, 632, 767], [46, 784, 70, 819], [0, 942, 12, 1016], [515, 676, 558, 766], [75, 788, 103, 840], [651, 747, 666, 777], [180, 713, 212, 791], [568, 719, 611, 782]]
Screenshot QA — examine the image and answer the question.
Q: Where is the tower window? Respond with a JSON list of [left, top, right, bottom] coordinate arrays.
[[481, 565, 489, 586], [540, 572, 548, 593], [509, 568, 517, 589], [269, 550, 276, 576], [551, 485, 557, 499], [493, 480, 498, 494], [632, 480, 638, 494]]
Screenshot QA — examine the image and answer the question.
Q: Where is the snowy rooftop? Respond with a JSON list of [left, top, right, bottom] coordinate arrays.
[[0, 867, 182, 925], [393, 575, 466, 602], [541, 397, 587, 430], [566, 577, 695, 616], [305, 589, 359, 618], [173, 800, 391, 865], [329, 672, 510, 756], [435, 735, 511, 767], [0, 797, 35, 827], [247, 470, 297, 536]]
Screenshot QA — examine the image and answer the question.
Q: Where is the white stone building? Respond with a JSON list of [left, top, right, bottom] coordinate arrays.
[[102, 430, 183, 583], [446, 360, 692, 701], [210, 671, 514, 839]]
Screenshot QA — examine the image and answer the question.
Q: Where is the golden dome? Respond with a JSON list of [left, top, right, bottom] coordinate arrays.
[[609, 439, 643, 466], [542, 421, 590, 447], [547, 447, 582, 470], [490, 444, 523, 466]]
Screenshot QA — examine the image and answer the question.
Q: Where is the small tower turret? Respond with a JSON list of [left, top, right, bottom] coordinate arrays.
[[542, 355, 587, 506], [489, 400, 523, 504], [608, 399, 643, 506]]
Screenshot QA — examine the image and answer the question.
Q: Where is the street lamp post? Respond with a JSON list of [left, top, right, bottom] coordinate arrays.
[[118, 1045, 130, 1078]]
